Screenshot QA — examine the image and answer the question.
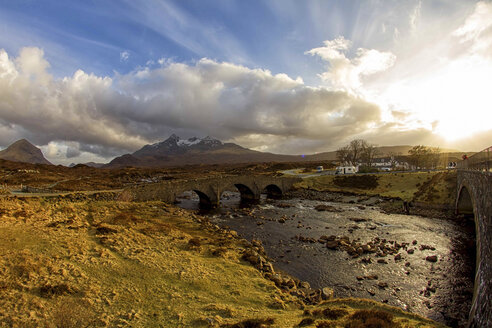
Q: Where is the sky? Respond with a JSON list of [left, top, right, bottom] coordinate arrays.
[[0, 0, 491, 165]]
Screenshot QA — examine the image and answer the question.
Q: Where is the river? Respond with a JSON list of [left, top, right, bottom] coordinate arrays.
[[176, 190, 474, 327]]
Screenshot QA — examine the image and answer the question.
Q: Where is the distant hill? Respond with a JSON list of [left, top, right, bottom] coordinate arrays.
[[302, 145, 463, 162], [0, 139, 52, 165], [106, 134, 301, 168], [68, 162, 105, 168]]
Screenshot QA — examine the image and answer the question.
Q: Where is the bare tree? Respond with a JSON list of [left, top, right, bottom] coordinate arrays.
[[337, 139, 379, 166], [336, 145, 351, 164], [408, 145, 426, 169], [348, 139, 367, 164], [361, 144, 380, 167], [388, 151, 402, 168], [429, 147, 441, 169], [408, 145, 441, 169]]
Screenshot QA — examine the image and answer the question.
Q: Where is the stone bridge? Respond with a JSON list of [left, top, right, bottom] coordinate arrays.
[[124, 175, 301, 207], [456, 170, 492, 327]]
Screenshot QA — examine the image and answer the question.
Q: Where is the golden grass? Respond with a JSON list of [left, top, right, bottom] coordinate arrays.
[[0, 197, 446, 327], [296, 171, 456, 204]]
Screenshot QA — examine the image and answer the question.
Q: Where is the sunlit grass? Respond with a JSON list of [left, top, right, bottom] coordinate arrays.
[[0, 197, 446, 327], [296, 171, 456, 203]]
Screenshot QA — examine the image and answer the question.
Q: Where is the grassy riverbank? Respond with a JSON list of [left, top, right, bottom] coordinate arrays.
[[0, 196, 445, 327], [295, 171, 457, 206]]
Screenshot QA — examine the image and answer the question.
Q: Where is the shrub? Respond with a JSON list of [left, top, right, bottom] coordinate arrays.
[[106, 212, 138, 225], [344, 309, 400, 328], [39, 283, 77, 298], [333, 175, 379, 189], [221, 317, 275, 328], [51, 297, 96, 328], [298, 318, 315, 326], [188, 237, 201, 247], [322, 308, 349, 320], [316, 322, 334, 328]]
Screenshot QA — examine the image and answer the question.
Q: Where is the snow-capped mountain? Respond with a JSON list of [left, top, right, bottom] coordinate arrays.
[[106, 134, 298, 167], [132, 134, 224, 158]]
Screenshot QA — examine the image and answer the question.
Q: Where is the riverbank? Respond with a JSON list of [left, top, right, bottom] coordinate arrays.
[[286, 189, 456, 220], [0, 195, 445, 327], [292, 171, 457, 219]]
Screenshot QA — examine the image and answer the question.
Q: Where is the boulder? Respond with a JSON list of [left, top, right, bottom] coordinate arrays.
[[326, 240, 339, 250], [321, 287, 334, 300], [426, 255, 438, 262], [314, 204, 340, 212], [299, 281, 310, 289], [378, 282, 388, 289]]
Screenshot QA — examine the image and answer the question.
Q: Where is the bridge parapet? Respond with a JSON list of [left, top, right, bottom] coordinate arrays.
[[458, 146, 492, 171], [456, 170, 492, 327]]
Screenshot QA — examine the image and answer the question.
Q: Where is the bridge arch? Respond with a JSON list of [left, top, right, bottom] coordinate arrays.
[[456, 182, 480, 326], [263, 184, 283, 199], [233, 183, 258, 202], [457, 184, 475, 217], [193, 189, 214, 208]]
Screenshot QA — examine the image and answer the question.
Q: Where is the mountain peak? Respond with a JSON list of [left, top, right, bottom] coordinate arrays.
[[177, 136, 201, 147], [199, 136, 222, 147], [168, 134, 180, 141], [0, 139, 52, 165], [12, 138, 33, 146], [129, 134, 225, 161], [153, 135, 223, 148]]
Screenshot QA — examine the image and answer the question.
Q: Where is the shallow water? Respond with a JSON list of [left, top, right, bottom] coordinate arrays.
[[177, 191, 474, 327]]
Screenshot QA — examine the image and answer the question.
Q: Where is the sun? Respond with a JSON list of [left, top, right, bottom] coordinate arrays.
[[382, 55, 492, 143], [430, 58, 492, 141]]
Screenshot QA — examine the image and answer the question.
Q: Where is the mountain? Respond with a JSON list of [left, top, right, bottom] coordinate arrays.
[[68, 162, 105, 168], [0, 139, 52, 165], [106, 134, 300, 168]]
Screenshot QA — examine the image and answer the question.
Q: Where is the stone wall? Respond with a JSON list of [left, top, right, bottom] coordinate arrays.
[[456, 170, 492, 327], [21, 185, 56, 194]]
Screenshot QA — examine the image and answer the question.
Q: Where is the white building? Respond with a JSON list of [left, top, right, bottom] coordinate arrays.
[[336, 166, 358, 174]]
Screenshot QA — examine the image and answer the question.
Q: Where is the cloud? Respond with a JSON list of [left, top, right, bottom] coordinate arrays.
[[306, 36, 396, 91], [113, 57, 383, 146], [0, 46, 397, 162], [7, 43, 468, 164], [0, 47, 147, 156], [66, 145, 81, 158], [120, 50, 130, 62], [391, 110, 411, 121], [453, 1, 492, 57], [409, 1, 422, 33]]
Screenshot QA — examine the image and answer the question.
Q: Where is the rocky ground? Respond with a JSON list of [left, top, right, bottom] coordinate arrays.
[[0, 193, 446, 327]]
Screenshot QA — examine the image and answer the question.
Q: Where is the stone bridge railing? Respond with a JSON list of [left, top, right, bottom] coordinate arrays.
[[457, 146, 492, 171], [123, 175, 301, 207], [456, 170, 492, 327]]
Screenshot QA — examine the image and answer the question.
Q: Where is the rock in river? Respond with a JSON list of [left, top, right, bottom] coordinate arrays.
[[426, 255, 438, 262]]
